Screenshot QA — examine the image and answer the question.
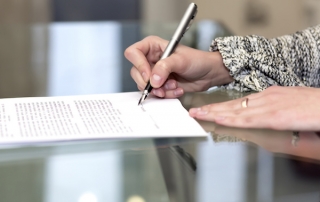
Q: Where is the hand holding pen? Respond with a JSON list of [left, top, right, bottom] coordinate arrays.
[[124, 3, 234, 103], [137, 3, 198, 105]]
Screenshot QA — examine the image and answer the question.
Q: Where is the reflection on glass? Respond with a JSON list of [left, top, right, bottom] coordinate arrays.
[[196, 138, 247, 202], [212, 126, 320, 162], [126, 195, 145, 202], [44, 151, 122, 202], [78, 192, 98, 202]]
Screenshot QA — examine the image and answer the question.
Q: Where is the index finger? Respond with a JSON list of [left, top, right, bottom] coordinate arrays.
[[124, 36, 167, 82]]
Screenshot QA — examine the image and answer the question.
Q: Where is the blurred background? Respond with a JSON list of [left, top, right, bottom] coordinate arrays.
[[1, 0, 320, 136], [2, 0, 320, 35], [1, 0, 320, 98]]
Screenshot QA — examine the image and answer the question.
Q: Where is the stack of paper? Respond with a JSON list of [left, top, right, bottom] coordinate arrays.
[[0, 92, 207, 144]]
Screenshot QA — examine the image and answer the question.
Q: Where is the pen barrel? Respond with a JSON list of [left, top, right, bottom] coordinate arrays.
[[146, 81, 153, 93], [160, 40, 179, 60], [141, 3, 197, 103], [171, 3, 197, 41]]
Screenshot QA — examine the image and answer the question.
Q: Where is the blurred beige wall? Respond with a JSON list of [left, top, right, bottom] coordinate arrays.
[[142, 0, 320, 38], [193, 0, 319, 38], [141, 0, 191, 23], [0, 0, 50, 23], [0, 0, 50, 98]]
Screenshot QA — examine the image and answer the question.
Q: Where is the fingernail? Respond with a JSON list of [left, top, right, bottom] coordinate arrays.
[[189, 108, 198, 115], [174, 89, 183, 96], [197, 109, 208, 115], [142, 72, 148, 82], [165, 82, 176, 90], [152, 74, 162, 85]]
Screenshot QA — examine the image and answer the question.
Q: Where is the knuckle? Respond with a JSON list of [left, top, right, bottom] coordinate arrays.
[[133, 61, 146, 72], [242, 116, 254, 125], [145, 35, 160, 41], [156, 61, 171, 74], [145, 35, 155, 40], [124, 47, 133, 58], [233, 109, 243, 115]]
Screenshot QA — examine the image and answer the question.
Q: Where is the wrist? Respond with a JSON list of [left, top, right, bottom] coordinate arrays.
[[208, 51, 234, 87]]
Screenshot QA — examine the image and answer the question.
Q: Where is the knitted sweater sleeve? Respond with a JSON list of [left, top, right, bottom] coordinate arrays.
[[210, 24, 320, 92]]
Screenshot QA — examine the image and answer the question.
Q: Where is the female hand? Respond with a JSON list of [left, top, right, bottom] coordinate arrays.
[[189, 86, 320, 131], [124, 36, 233, 98]]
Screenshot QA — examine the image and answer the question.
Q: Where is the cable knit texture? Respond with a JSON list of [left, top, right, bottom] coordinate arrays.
[[210, 24, 320, 92]]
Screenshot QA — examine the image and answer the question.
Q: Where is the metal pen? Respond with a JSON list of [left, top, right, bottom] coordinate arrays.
[[138, 3, 198, 105]]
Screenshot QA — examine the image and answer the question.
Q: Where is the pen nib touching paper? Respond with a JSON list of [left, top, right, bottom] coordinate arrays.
[[138, 93, 147, 105]]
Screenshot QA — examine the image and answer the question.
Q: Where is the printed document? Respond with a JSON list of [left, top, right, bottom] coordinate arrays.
[[0, 92, 207, 144]]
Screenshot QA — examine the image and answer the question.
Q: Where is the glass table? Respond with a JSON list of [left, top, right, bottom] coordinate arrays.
[[0, 20, 319, 202]]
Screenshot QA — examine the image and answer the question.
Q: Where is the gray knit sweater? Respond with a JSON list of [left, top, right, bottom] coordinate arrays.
[[210, 24, 320, 92]]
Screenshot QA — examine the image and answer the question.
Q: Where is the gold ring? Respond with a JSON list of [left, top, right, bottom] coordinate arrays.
[[241, 98, 249, 108]]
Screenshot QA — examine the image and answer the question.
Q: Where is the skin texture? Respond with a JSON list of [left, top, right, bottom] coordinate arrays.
[[125, 36, 233, 98], [125, 36, 320, 131], [189, 86, 320, 131]]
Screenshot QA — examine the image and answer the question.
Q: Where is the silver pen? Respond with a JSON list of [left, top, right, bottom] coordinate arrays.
[[138, 2, 198, 105]]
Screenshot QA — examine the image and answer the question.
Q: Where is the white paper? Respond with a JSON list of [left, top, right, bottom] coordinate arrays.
[[0, 92, 206, 144]]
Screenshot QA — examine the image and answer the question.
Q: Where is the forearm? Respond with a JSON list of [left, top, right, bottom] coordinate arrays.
[[212, 24, 320, 91]]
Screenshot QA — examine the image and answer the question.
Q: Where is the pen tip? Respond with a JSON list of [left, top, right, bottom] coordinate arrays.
[[138, 93, 147, 106]]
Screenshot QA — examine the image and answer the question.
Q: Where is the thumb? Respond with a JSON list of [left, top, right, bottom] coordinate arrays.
[[150, 54, 184, 88]]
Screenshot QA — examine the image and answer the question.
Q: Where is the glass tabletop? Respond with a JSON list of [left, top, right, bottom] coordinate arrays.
[[0, 20, 320, 202]]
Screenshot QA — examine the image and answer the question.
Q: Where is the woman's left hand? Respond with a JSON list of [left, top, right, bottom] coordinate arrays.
[[189, 86, 320, 131]]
